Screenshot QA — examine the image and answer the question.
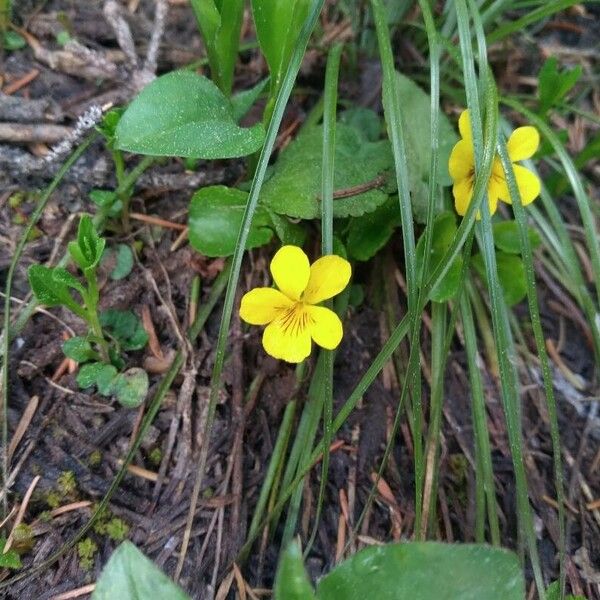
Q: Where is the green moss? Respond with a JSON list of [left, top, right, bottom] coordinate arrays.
[[104, 518, 129, 542], [88, 450, 102, 468], [57, 471, 77, 497], [45, 491, 61, 509], [148, 447, 162, 467], [77, 538, 98, 571], [38, 511, 52, 523]]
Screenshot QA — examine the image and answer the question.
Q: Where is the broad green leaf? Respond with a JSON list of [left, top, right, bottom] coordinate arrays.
[[188, 185, 274, 256], [0, 537, 21, 569], [77, 362, 110, 389], [538, 57, 582, 114], [96, 364, 119, 396], [52, 267, 86, 296], [108, 244, 134, 280], [316, 542, 524, 600], [472, 252, 527, 307], [69, 215, 105, 271], [251, 0, 310, 101], [3, 31, 26, 51], [231, 77, 270, 122], [493, 221, 541, 254], [416, 212, 463, 302], [347, 198, 400, 261], [28, 265, 85, 317], [190, 0, 245, 95], [274, 542, 316, 600], [63, 337, 96, 363], [90, 189, 122, 216], [339, 107, 382, 143], [268, 211, 307, 247], [99, 310, 148, 351], [112, 368, 149, 408], [392, 72, 458, 187], [261, 123, 393, 219], [115, 71, 264, 158], [92, 541, 190, 600]]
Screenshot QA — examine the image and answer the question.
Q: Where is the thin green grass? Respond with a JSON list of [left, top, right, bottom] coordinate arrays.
[[497, 136, 566, 597], [456, 1, 545, 594], [176, 0, 326, 577], [1, 133, 98, 517], [0, 261, 231, 589], [304, 41, 343, 556]]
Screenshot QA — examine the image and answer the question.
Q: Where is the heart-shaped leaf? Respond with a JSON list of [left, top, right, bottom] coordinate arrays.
[[261, 123, 393, 219], [63, 337, 96, 363], [188, 185, 274, 257], [92, 542, 190, 600], [472, 251, 527, 307], [112, 368, 149, 408], [316, 542, 524, 600], [115, 71, 265, 158], [416, 212, 463, 302]]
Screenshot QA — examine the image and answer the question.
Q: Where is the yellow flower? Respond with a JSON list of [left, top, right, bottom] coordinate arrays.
[[240, 245, 351, 363], [448, 110, 541, 216]]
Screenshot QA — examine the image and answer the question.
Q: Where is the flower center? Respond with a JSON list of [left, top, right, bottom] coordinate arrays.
[[278, 302, 313, 336]]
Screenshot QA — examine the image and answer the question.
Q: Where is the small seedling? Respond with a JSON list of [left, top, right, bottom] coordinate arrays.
[[28, 215, 149, 408]]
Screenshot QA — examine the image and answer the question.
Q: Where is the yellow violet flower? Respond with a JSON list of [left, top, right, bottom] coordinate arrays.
[[448, 110, 541, 216], [240, 245, 351, 363]]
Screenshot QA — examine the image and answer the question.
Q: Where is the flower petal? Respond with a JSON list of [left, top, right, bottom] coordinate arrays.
[[240, 287, 293, 325], [511, 164, 541, 205], [458, 110, 472, 142], [262, 318, 312, 363], [453, 177, 473, 216], [507, 126, 539, 161], [448, 139, 474, 181], [270, 245, 310, 301], [303, 255, 351, 305], [308, 306, 343, 350]]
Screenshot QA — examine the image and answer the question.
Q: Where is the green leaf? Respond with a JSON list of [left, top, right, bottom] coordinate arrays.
[[92, 541, 190, 600], [261, 123, 393, 219], [77, 362, 110, 389], [99, 309, 148, 351], [69, 215, 105, 271], [416, 212, 463, 302], [339, 107, 382, 143], [347, 198, 400, 261], [115, 71, 265, 158], [538, 57, 582, 114], [393, 72, 458, 187], [251, 0, 310, 99], [27, 265, 84, 316], [190, 0, 244, 95], [96, 364, 119, 396], [109, 244, 134, 280], [274, 542, 316, 600], [316, 542, 524, 600], [546, 581, 586, 600], [51, 267, 86, 296], [63, 337, 96, 363], [89, 189, 122, 216], [188, 185, 274, 257], [112, 368, 149, 408], [0, 537, 22, 569], [268, 211, 307, 247], [472, 252, 527, 307], [493, 221, 541, 254], [3, 31, 27, 51], [231, 78, 270, 122]]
